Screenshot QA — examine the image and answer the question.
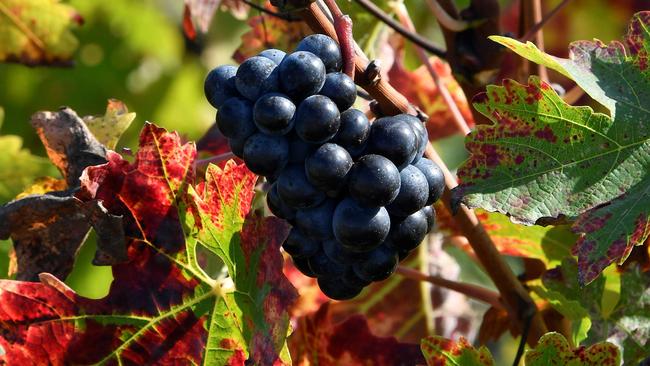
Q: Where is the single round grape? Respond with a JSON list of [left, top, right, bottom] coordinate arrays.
[[353, 244, 398, 282], [394, 114, 428, 164], [367, 117, 418, 170], [278, 51, 326, 100], [319, 72, 357, 111], [318, 276, 363, 300], [294, 95, 340, 143], [296, 34, 343, 72], [342, 266, 371, 288], [308, 250, 346, 277], [305, 143, 352, 193], [253, 93, 295, 135], [288, 131, 316, 163], [235, 56, 279, 101], [216, 97, 257, 140], [388, 209, 429, 251], [204, 65, 239, 108], [332, 197, 390, 252], [295, 199, 337, 240], [421, 205, 435, 232], [277, 164, 326, 208], [267, 183, 296, 220], [258, 48, 286, 64], [243, 133, 289, 177], [397, 248, 411, 262], [293, 256, 317, 278], [334, 109, 370, 158], [228, 136, 246, 158], [414, 158, 445, 205], [348, 154, 400, 207], [283, 228, 320, 258], [386, 165, 429, 217]]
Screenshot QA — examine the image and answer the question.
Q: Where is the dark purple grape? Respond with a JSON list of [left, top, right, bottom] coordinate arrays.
[[334, 109, 370, 158], [386, 165, 429, 217], [308, 250, 346, 277], [235, 56, 279, 101], [243, 133, 288, 177], [204, 65, 239, 108], [421, 205, 435, 232], [296, 34, 342, 72], [278, 51, 326, 100], [216, 97, 257, 140], [295, 199, 337, 240], [258, 48, 286, 64], [253, 93, 295, 135], [277, 164, 326, 208], [305, 143, 352, 194], [333, 197, 390, 252], [322, 238, 364, 265], [388, 209, 428, 252], [414, 158, 445, 204], [317, 276, 363, 300], [294, 95, 340, 143], [267, 183, 296, 220], [353, 244, 398, 282], [283, 228, 320, 258], [293, 256, 317, 278], [228, 136, 246, 158], [342, 266, 371, 288], [394, 114, 428, 164], [319, 72, 356, 111], [367, 117, 418, 170], [348, 154, 400, 207], [288, 131, 316, 163]]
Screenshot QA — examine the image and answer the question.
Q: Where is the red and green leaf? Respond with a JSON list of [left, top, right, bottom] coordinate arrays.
[[525, 332, 620, 366], [454, 11, 650, 284], [0, 123, 296, 365], [421, 335, 494, 366]]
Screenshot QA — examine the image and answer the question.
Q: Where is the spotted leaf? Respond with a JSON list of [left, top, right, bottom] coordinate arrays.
[[421, 335, 494, 366]]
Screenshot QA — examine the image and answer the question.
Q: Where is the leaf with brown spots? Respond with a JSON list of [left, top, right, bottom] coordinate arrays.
[[289, 302, 425, 366], [0, 0, 82, 66], [525, 332, 620, 366], [453, 12, 650, 285], [421, 335, 495, 366], [0, 123, 296, 365]]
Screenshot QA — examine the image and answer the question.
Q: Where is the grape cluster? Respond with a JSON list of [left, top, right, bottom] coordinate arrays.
[[204, 34, 445, 300]]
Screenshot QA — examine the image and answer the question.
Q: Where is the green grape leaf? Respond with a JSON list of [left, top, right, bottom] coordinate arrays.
[[82, 99, 135, 150], [525, 332, 620, 366], [421, 336, 495, 366], [452, 11, 650, 284], [0, 123, 297, 365], [540, 259, 650, 364], [0, 0, 82, 66], [531, 286, 591, 345]]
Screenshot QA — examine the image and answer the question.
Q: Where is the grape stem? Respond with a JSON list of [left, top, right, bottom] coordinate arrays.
[[396, 266, 505, 310], [425, 0, 471, 32], [322, 0, 355, 78], [297, 1, 547, 346], [351, 0, 446, 59], [194, 152, 236, 168], [392, 2, 471, 135]]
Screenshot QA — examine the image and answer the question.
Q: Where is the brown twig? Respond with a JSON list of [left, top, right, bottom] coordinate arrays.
[[298, 0, 547, 346], [520, 0, 572, 42], [562, 84, 585, 105], [351, 0, 446, 59], [519, 0, 548, 82], [322, 0, 355, 78], [425, 0, 470, 32], [396, 266, 505, 310], [194, 152, 236, 168], [392, 2, 471, 135], [242, 0, 301, 21]]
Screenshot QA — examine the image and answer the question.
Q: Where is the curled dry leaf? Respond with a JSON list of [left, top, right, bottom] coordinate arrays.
[[82, 99, 135, 150]]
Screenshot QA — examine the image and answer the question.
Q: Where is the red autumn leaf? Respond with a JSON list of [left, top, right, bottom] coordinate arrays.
[[197, 122, 233, 157], [289, 302, 425, 366], [388, 55, 475, 141], [183, 0, 249, 37], [233, 8, 310, 63], [0, 123, 296, 365]]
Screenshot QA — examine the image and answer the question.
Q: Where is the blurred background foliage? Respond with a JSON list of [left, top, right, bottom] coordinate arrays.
[[0, 0, 645, 362]]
